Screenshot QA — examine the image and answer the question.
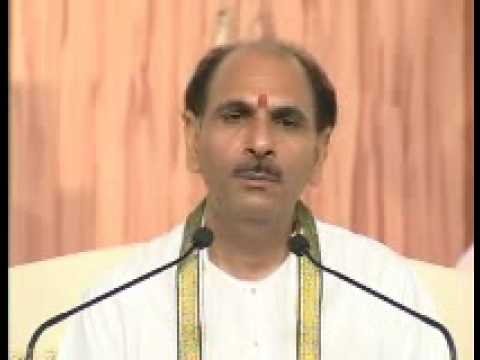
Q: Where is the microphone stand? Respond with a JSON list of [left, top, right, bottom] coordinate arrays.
[[25, 245, 195, 360], [289, 233, 456, 360], [304, 251, 457, 360], [26, 226, 213, 360]]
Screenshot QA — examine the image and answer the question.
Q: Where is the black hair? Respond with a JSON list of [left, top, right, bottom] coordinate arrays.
[[184, 40, 337, 132]]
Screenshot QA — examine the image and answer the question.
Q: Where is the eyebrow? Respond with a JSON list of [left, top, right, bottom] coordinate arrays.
[[270, 106, 306, 121], [213, 100, 256, 115], [213, 99, 307, 120]]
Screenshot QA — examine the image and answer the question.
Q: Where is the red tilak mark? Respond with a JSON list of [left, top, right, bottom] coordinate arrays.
[[257, 93, 268, 108]]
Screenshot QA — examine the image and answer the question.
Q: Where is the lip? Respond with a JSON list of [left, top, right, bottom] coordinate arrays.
[[234, 170, 280, 187]]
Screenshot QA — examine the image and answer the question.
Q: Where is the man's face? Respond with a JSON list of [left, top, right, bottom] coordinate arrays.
[[185, 48, 331, 221]]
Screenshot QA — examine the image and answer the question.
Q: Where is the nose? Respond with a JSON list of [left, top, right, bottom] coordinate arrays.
[[244, 114, 275, 158]]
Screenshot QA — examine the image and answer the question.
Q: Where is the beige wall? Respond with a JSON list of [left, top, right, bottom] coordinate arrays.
[[9, 0, 473, 266]]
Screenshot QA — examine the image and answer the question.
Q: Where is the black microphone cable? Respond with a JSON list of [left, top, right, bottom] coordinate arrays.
[[288, 233, 457, 360], [25, 227, 214, 360]]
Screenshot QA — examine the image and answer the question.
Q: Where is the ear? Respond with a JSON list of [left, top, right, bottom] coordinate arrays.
[[309, 126, 333, 186], [183, 110, 201, 173]]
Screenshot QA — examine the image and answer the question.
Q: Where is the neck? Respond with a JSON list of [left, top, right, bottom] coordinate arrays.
[[204, 201, 295, 281]]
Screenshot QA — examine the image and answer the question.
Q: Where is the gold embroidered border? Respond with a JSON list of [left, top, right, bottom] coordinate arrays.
[[299, 256, 321, 360], [296, 201, 322, 360], [178, 255, 201, 360], [177, 201, 205, 360], [177, 200, 322, 360]]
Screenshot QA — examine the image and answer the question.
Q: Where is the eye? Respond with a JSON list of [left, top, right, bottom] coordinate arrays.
[[272, 112, 302, 128], [221, 110, 244, 122], [215, 101, 254, 124], [270, 107, 305, 129], [277, 115, 299, 128], [219, 105, 254, 124]]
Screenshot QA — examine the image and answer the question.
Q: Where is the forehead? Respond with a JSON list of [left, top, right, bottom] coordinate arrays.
[[206, 48, 314, 113]]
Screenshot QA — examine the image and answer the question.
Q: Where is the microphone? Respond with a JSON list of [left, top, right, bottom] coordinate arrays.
[[288, 234, 457, 360], [25, 226, 214, 360]]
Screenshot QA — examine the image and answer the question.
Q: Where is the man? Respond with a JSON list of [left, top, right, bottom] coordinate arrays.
[[58, 40, 447, 359]]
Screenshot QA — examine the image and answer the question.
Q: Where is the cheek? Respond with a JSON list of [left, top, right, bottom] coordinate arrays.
[[283, 145, 318, 185], [197, 132, 235, 177]]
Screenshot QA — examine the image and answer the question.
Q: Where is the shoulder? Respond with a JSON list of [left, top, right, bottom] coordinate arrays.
[[85, 223, 185, 299], [315, 219, 404, 269], [58, 225, 185, 358], [314, 219, 423, 302], [314, 220, 446, 357]]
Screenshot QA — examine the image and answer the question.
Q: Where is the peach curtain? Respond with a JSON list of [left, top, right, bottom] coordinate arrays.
[[10, 0, 473, 266]]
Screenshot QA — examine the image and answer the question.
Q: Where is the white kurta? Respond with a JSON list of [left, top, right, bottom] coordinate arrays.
[[58, 220, 448, 359]]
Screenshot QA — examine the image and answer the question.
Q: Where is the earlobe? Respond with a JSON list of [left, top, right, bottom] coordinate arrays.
[[318, 126, 332, 160], [309, 127, 333, 186], [308, 152, 324, 186], [183, 111, 201, 173]]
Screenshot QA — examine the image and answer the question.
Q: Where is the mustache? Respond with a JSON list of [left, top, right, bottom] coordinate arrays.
[[232, 159, 283, 182]]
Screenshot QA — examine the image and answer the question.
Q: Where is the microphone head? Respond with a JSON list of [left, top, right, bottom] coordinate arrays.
[[192, 227, 214, 249], [288, 234, 309, 256]]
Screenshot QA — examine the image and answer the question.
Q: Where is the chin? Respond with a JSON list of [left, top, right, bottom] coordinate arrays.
[[207, 188, 292, 222], [230, 194, 283, 220]]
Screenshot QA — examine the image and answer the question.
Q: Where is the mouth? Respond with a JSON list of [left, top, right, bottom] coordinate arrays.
[[233, 169, 281, 187], [232, 160, 283, 191], [235, 170, 279, 182]]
